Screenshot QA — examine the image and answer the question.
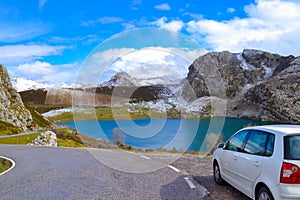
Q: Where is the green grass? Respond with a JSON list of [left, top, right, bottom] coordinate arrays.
[[0, 127, 84, 148], [52, 127, 84, 147], [0, 158, 11, 174], [25, 103, 53, 128], [0, 133, 40, 144], [46, 105, 215, 123], [56, 138, 85, 147], [48, 106, 167, 122], [0, 121, 23, 136], [48, 112, 74, 122]]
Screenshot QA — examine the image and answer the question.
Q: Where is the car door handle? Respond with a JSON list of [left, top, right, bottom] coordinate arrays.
[[253, 161, 260, 167], [233, 155, 237, 160]]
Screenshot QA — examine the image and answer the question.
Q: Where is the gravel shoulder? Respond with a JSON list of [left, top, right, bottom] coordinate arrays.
[[144, 153, 251, 200]]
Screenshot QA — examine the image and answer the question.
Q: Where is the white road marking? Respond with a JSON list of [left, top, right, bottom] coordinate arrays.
[[0, 156, 16, 176], [140, 155, 150, 160], [184, 177, 196, 189], [168, 165, 180, 173]]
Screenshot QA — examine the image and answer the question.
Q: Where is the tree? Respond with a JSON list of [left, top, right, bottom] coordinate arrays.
[[112, 127, 125, 145]]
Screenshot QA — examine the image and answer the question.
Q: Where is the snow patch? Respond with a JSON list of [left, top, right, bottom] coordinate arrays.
[[126, 100, 173, 113], [42, 108, 73, 117], [237, 53, 255, 70]]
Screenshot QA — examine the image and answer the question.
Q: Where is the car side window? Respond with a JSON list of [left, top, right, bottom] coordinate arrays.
[[226, 130, 249, 152], [265, 134, 275, 156], [244, 130, 274, 156]]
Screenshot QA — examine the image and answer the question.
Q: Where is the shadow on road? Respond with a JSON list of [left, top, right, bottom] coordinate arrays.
[[192, 175, 251, 200], [160, 175, 206, 200]]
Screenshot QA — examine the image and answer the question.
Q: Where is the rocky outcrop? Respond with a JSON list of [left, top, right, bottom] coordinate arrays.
[[29, 131, 57, 146], [0, 65, 32, 130], [184, 49, 300, 123], [235, 60, 300, 123], [101, 72, 139, 87]]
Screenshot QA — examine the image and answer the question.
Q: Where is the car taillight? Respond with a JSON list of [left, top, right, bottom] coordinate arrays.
[[280, 162, 300, 184]]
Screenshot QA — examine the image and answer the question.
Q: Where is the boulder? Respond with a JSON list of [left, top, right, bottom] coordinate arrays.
[[30, 131, 57, 147]]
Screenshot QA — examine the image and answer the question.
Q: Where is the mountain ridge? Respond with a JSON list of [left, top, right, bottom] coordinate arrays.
[[11, 49, 300, 124], [184, 49, 300, 123]]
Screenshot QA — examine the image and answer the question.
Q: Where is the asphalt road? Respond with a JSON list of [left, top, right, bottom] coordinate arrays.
[[0, 145, 207, 200]]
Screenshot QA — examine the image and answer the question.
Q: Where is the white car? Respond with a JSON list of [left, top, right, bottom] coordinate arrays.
[[212, 125, 300, 200]]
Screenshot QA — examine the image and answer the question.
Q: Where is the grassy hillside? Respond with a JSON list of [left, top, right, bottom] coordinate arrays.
[[0, 127, 117, 149], [0, 132, 40, 144], [0, 121, 23, 136], [25, 103, 53, 128]]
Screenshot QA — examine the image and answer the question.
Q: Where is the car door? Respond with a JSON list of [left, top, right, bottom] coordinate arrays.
[[237, 130, 273, 197], [220, 130, 249, 187]]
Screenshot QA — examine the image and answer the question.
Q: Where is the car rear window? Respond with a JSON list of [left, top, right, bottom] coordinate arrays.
[[284, 135, 300, 160]]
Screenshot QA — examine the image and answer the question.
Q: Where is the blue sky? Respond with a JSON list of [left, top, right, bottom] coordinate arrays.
[[1, 0, 300, 84]]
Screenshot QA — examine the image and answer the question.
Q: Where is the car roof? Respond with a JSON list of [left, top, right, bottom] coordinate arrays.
[[242, 124, 300, 136]]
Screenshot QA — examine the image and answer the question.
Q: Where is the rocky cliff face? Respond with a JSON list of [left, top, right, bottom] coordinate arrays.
[[0, 65, 33, 130], [184, 49, 300, 123], [235, 57, 300, 123]]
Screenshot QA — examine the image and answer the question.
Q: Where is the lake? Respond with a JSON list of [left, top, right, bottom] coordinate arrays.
[[58, 117, 272, 152]]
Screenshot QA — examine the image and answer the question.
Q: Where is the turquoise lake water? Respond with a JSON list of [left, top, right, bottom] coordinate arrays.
[[58, 117, 272, 152]]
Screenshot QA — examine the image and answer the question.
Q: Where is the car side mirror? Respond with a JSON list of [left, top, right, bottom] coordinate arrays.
[[217, 143, 225, 148]]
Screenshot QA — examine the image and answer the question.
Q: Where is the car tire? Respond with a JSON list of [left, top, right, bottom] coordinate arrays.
[[257, 186, 274, 200], [213, 162, 224, 185]]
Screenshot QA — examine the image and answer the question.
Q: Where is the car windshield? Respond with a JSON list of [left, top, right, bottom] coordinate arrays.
[[284, 135, 300, 160]]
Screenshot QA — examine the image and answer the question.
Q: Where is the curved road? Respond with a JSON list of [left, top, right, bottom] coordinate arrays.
[[0, 145, 207, 200]]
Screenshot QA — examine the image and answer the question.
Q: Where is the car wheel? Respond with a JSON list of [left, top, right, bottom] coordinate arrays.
[[213, 162, 224, 185], [257, 186, 274, 200]]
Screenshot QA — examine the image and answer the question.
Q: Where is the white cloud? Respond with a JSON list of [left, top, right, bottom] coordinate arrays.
[[0, 44, 64, 58], [81, 17, 123, 26], [39, 0, 47, 10], [107, 48, 190, 82], [122, 22, 136, 30], [76, 47, 204, 84], [17, 61, 54, 77], [185, 0, 300, 56], [43, 71, 76, 84], [150, 17, 184, 32], [130, 0, 142, 10], [227, 7, 235, 13], [49, 35, 101, 45], [0, 20, 51, 42], [16, 61, 78, 84], [0, 44, 66, 66], [77, 48, 135, 84], [155, 3, 171, 11]]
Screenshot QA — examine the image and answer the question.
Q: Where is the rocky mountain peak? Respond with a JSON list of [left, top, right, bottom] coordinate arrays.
[[0, 65, 33, 130], [181, 49, 300, 123], [242, 49, 295, 76], [101, 72, 139, 87]]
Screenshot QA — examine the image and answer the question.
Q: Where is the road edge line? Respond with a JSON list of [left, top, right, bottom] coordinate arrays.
[[0, 156, 16, 176], [184, 177, 196, 189], [140, 155, 151, 160], [168, 165, 181, 172]]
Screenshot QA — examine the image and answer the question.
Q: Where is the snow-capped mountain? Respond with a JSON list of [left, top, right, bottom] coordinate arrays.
[[100, 72, 140, 87], [11, 76, 85, 92], [11, 76, 55, 92], [100, 71, 182, 87]]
